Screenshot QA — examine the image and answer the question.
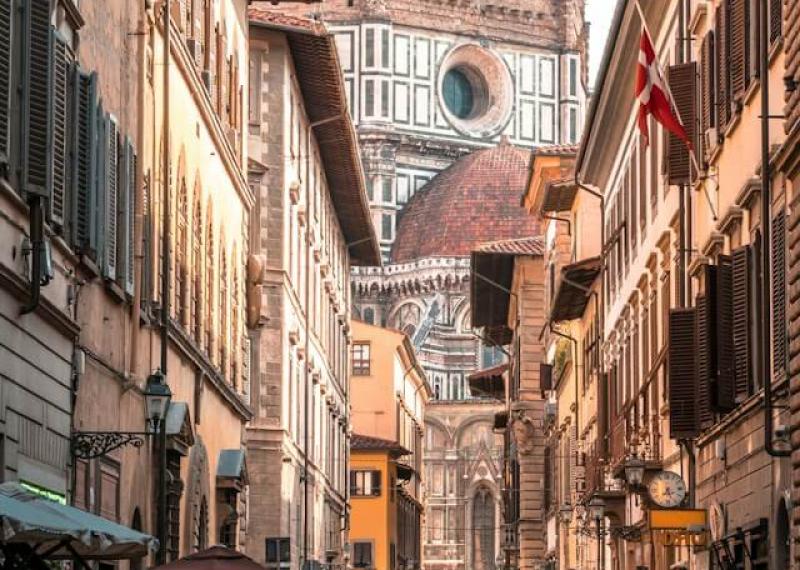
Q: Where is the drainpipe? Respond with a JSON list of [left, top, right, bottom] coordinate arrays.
[[759, 0, 790, 458], [303, 113, 345, 568]]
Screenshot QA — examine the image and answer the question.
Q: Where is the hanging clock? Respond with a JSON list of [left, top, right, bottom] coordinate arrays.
[[647, 470, 687, 508]]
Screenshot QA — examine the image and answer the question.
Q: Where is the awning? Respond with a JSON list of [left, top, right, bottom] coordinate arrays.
[[468, 363, 508, 399], [550, 257, 602, 322], [217, 449, 248, 490], [165, 402, 195, 455], [0, 482, 156, 560]]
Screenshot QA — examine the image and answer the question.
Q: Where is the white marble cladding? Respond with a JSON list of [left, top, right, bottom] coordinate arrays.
[[352, 256, 470, 295]]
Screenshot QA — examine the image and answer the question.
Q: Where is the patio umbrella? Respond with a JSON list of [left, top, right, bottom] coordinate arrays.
[[153, 546, 267, 570]]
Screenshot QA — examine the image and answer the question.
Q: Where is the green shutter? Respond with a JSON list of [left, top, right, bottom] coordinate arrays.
[[0, 0, 12, 164], [100, 113, 119, 280], [22, 0, 53, 198], [120, 137, 136, 295], [50, 30, 72, 228], [71, 69, 98, 256]]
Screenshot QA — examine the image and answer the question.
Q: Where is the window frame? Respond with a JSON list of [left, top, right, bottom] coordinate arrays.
[[352, 342, 371, 376]]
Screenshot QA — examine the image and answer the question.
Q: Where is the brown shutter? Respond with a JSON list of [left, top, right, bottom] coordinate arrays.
[[715, 255, 736, 411], [770, 0, 782, 44], [716, 4, 731, 129], [666, 62, 697, 185], [701, 31, 716, 140], [732, 245, 752, 400], [773, 212, 787, 383], [695, 289, 714, 429], [730, 0, 746, 98], [639, 139, 647, 231], [743, 0, 752, 89], [540, 363, 553, 392], [669, 307, 699, 438], [0, 0, 11, 163]]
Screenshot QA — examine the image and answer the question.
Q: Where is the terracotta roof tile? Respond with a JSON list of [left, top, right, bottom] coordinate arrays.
[[532, 144, 580, 156], [391, 143, 539, 263], [351, 434, 410, 456], [475, 236, 545, 256]]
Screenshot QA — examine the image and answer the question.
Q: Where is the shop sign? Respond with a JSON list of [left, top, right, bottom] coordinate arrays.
[[653, 530, 708, 547], [649, 508, 707, 530]]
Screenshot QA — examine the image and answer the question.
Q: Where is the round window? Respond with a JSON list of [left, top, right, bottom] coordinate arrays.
[[442, 69, 475, 119]]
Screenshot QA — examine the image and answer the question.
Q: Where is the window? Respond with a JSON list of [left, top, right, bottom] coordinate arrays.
[[352, 342, 371, 375], [350, 470, 381, 496], [265, 537, 291, 569], [382, 178, 393, 203], [365, 79, 375, 117], [568, 107, 577, 143], [381, 79, 390, 117], [568, 58, 578, 97], [382, 214, 393, 241], [442, 68, 474, 119], [365, 29, 375, 67], [381, 29, 390, 68], [353, 541, 374, 568], [366, 177, 374, 201]]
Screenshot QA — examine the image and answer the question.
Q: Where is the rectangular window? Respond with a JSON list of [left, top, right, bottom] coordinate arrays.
[[366, 177, 374, 201], [350, 470, 381, 496], [352, 342, 371, 375], [381, 29, 390, 68], [568, 108, 577, 143], [382, 178, 393, 203], [365, 80, 375, 117], [265, 537, 291, 569], [353, 541, 374, 568], [365, 29, 375, 67], [381, 79, 390, 117], [382, 214, 393, 241], [569, 58, 577, 97]]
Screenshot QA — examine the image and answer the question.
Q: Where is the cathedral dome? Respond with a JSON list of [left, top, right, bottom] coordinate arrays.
[[391, 142, 538, 263]]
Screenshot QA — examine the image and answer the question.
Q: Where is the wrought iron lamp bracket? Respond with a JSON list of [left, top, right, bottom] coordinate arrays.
[[71, 431, 151, 460]]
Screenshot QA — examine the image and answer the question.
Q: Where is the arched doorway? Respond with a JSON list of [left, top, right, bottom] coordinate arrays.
[[472, 486, 495, 570]]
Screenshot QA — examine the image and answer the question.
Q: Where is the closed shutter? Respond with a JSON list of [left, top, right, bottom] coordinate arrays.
[[23, 0, 53, 198], [730, 0, 746, 98], [715, 255, 736, 411], [50, 31, 72, 228], [666, 62, 697, 185], [540, 363, 553, 391], [101, 114, 119, 280], [71, 69, 98, 256], [120, 137, 136, 295], [639, 139, 647, 233], [716, 4, 731, 129], [743, 0, 752, 89], [695, 289, 715, 429], [731, 245, 752, 399], [371, 470, 381, 496], [701, 31, 716, 134], [773, 212, 787, 383], [669, 307, 699, 438], [770, 0, 782, 44], [349, 471, 356, 496], [0, 0, 12, 163]]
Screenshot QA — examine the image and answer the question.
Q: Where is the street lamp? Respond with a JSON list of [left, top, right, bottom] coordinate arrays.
[[144, 370, 172, 566], [144, 369, 172, 431], [588, 496, 605, 570], [559, 503, 573, 524], [623, 454, 645, 489]]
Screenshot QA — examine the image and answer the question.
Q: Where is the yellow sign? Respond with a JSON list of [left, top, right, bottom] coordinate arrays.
[[649, 509, 707, 530], [654, 530, 708, 547]]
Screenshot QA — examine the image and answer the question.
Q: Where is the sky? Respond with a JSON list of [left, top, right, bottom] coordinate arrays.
[[586, 0, 616, 89]]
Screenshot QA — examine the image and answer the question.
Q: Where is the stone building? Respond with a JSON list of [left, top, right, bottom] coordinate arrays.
[[352, 142, 538, 570], [1, 0, 252, 565], [246, 9, 381, 570]]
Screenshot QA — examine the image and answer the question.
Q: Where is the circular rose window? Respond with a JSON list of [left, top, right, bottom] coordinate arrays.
[[437, 44, 514, 138]]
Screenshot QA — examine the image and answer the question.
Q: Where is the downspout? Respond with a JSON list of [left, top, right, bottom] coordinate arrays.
[[303, 113, 345, 567], [759, 0, 789, 457]]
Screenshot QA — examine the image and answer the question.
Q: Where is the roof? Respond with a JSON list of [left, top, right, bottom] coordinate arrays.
[[249, 8, 381, 266], [0, 482, 156, 560], [391, 142, 538, 263], [467, 363, 508, 399], [471, 235, 545, 345], [217, 449, 247, 480], [532, 144, 580, 157], [550, 257, 602, 322], [541, 179, 579, 213], [351, 434, 410, 457]]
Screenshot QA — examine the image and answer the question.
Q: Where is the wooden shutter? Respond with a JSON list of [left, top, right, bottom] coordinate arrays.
[[731, 245, 752, 399], [730, 0, 746, 98], [770, 0, 782, 44], [71, 69, 98, 256], [540, 363, 553, 391], [101, 114, 119, 280], [700, 31, 716, 160], [23, 0, 53, 198], [120, 137, 136, 295], [773, 212, 787, 383], [349, 471, 356, 496], [695, 289, 715, 429], [639, 139, 647, 232], [715, 255, 736, 411], [50, 31, 72, 228], [716, 4, 732, 129], [0, 0, 12, 163], [666, 62, 697, 185], [371, 470, 381, 496], [669, 307, 699, 438]]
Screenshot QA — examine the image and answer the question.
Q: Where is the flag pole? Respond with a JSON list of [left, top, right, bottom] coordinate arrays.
[[634, 0, 717, 219]]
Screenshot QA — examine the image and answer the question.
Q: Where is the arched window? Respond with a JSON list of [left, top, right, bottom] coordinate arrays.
[[472, 486, 495, 570], [192, 187, 203, 342], [219, 245, 229, 376], [231, 244, 240, 388], [193, 496, 209, 552], [204, 207, 214, 356], [176, 178, 189, 326]]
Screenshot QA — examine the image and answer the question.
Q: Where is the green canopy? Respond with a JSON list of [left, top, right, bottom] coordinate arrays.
[[0, 482, 156, 560]]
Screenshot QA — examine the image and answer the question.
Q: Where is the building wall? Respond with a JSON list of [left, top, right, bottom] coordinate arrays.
[[247, 27, 352, 568], [350, 450, 394, 570]]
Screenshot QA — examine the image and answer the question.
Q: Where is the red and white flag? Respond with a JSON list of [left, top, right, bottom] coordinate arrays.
[[635, 28, 689, 147]]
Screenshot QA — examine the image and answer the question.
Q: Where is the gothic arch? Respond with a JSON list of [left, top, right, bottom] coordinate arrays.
[[204, 198, 215, 357], [192, 178, 203, 342], [183, 436, 211, 553], [387, 299, 425, 334], [467, 483, 500, 570], [175, 147, 189, 326], [454, 416, 496, 447]]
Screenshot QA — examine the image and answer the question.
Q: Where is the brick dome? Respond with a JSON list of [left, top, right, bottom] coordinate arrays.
[[391, 142, 538, 263]]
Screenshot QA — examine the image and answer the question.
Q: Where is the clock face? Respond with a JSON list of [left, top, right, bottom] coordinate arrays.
[[647, 471, 687, 508]]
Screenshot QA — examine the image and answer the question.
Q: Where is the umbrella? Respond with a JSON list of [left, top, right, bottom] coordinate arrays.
[[153, 546, 267, 570]]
